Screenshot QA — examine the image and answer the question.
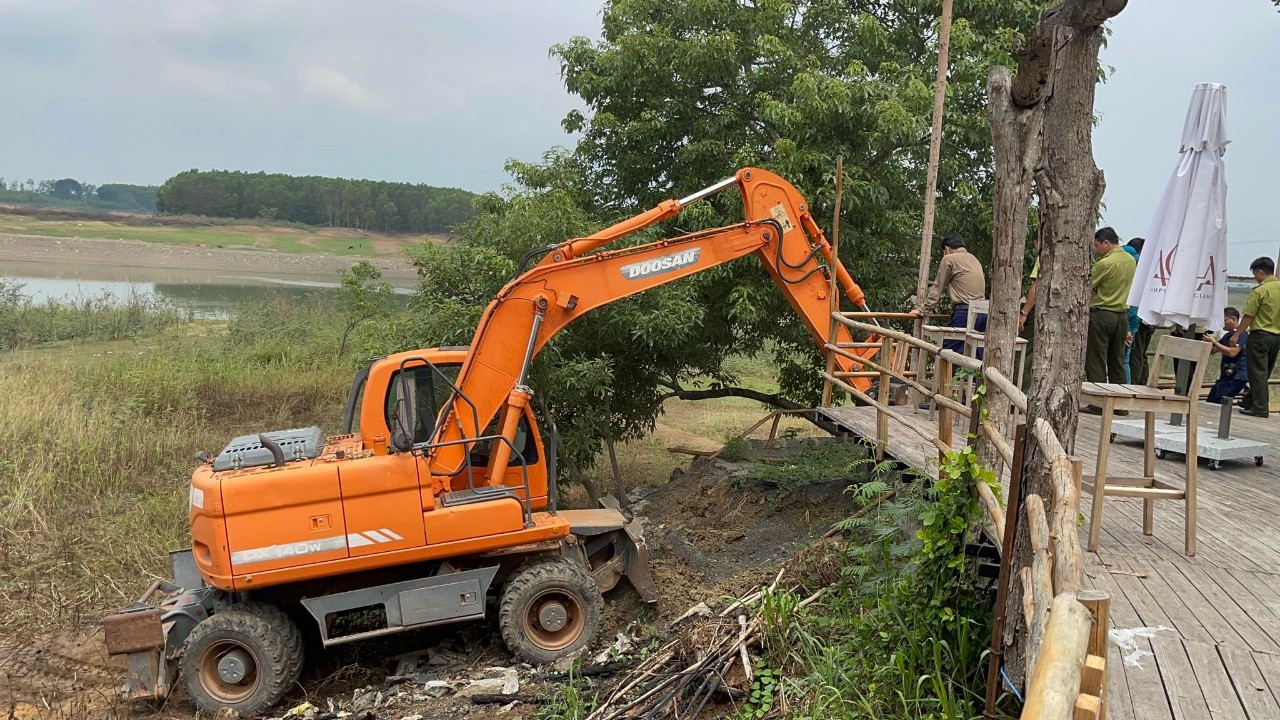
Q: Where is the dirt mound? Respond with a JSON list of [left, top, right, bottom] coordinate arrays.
[[633, 438, 860, 617]]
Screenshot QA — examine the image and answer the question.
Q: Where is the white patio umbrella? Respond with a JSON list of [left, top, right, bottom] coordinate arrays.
[[1128, 82, 1230, 333]]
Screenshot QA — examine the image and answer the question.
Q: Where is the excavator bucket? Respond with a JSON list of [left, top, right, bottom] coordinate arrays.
[[557, 497, 658, 603]]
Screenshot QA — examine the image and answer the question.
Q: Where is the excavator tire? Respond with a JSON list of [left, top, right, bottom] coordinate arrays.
[[498, 557, 605, 665], [180, 602, 304, 718]]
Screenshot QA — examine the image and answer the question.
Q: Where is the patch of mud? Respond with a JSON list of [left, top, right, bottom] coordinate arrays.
[[0, 629, 128, 718]]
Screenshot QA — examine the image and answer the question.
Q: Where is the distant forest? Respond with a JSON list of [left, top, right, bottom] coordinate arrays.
[[156, 170, 477, 234], [0, 177, 157, 213]]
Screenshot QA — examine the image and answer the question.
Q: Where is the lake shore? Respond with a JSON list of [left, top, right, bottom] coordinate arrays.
[[0, 233, 420, 283]]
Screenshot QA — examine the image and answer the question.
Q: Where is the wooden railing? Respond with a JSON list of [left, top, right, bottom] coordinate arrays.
[[819, 311, 1110, 720]]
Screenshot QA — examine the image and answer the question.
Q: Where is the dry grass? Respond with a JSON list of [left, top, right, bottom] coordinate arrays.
[[0, 326, 350, 634]]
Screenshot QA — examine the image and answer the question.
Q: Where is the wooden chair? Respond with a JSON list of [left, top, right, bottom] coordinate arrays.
[[922, 300, 990, 417], [1082, 334, 1212, 556], [959, 300, 1030, 418]]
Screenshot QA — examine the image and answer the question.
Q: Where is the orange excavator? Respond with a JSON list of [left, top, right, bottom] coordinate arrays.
[[102, 168, 882, 718]]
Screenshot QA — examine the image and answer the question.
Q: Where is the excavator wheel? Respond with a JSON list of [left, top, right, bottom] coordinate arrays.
[[498, 557, 604, 665], [180, 603, 304, 718]]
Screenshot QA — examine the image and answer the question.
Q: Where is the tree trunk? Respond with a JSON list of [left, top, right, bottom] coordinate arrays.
[[980, 67, 1043, 478], [996, 0, 1126, 687], [603, 428, 629, 511]]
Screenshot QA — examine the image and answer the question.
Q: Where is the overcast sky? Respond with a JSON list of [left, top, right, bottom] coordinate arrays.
[[2, 1, 1275, 271], [1095, 0, 1279, 275]]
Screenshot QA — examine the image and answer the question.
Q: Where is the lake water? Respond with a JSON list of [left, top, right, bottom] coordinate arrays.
[[2, 259, 415, 318]]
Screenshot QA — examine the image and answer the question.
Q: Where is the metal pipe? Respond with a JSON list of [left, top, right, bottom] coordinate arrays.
[[516, 303, 546, 389], [548, 420, 559, 515], [677, 176, 737, 207]]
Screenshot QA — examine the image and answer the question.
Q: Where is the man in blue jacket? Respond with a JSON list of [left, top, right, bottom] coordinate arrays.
[[1206, 307, 1248, 404]]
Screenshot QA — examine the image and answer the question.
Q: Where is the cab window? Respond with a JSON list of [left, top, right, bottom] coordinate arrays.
[[384, 363, 461, 444], [468, 414, 539, 467]]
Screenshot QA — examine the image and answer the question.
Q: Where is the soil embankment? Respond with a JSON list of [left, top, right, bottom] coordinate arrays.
[[0, 234, 419, 284]]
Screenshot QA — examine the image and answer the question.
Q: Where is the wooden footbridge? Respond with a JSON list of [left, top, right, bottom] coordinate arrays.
[[804, 311, 1280, 720]]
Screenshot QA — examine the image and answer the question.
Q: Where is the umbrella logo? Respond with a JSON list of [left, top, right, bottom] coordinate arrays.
[[1196, 256, 1216, 293], [1153, 246, 1178, 287]]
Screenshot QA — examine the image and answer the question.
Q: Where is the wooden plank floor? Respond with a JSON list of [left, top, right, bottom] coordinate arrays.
[[820, 403, 1280, 719]]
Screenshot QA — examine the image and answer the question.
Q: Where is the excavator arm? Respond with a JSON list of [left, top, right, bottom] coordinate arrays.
[[426, 168, 880, 482]]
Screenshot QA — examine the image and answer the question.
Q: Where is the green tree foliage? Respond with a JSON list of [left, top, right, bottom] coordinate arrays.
[[0, 176, 156, 212], [371, 0, 1043, 471], [550, 0, 1040, 397], [155, 170, 477, 234], [337, 261, 396, 357], [364, 154, 743, 469]]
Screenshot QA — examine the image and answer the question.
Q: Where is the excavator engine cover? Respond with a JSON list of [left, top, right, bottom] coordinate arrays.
[[212, 426, 324, 471]]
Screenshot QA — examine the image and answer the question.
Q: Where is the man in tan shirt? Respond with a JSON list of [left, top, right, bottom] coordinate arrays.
[[910, 234, 987, 355]]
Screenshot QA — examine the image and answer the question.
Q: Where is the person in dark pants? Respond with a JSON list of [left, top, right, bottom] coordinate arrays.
[[1205, 307, 1248, 404], [1083, 228, 1137, 414], [1122, 237, 1150, 383], [1233, 257, 1280, 418], [910, 234, 987, 356]]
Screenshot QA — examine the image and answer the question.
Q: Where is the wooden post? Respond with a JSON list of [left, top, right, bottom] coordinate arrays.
[[821, 155, 845, 408], [915, 0, 954, 313], [1078, 589, 1111, 720], [985, 423, 1028, 719], [937, 356, 953, 463], [876, 336, 891, 461], [913, 0, 954, 410]]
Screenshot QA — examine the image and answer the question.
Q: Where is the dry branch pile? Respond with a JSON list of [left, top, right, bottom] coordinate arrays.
[[586, 570, 821, 720]]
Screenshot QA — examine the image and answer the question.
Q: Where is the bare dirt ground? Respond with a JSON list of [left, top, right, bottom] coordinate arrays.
[[0, 234, 419, 284], [0, 433, 856, 719]]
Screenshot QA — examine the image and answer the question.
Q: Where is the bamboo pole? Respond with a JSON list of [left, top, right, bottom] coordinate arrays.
[[913, 0, 955, 409], [825, 344, 971, 417], [821, 155, 846, 408]]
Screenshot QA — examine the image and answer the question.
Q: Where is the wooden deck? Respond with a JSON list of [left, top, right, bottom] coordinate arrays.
[[821, 403, 1280, 719]]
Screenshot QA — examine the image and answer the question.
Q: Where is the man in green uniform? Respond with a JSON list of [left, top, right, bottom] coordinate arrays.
[[1232, 256, 1280, 418], [1085, 227, 1137, 395]]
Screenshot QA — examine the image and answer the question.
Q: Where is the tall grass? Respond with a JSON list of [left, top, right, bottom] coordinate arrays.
[[0, 279, 188, 350], [0, 295, 353, 633], [748, 457, 998, 720]]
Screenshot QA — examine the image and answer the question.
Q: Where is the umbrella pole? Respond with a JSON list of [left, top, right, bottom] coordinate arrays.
[[1170, 323, 1196, 427]]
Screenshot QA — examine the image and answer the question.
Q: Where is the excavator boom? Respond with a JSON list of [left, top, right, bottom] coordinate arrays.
[[429, 168, 879, 480]]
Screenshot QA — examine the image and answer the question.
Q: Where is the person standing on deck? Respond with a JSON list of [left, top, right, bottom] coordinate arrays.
[[909, 234, 987, 355], [1121, 238, 1147, 383], [1204, 307, 1248, 404], [1233, 257, 1280, 418], [1083, 227, 1137, 414]]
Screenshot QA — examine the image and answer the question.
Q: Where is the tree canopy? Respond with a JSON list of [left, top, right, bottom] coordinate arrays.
[[155, 170, 477, 234], [0, 176, 156, 212], [367, 0, 1045, 470]]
